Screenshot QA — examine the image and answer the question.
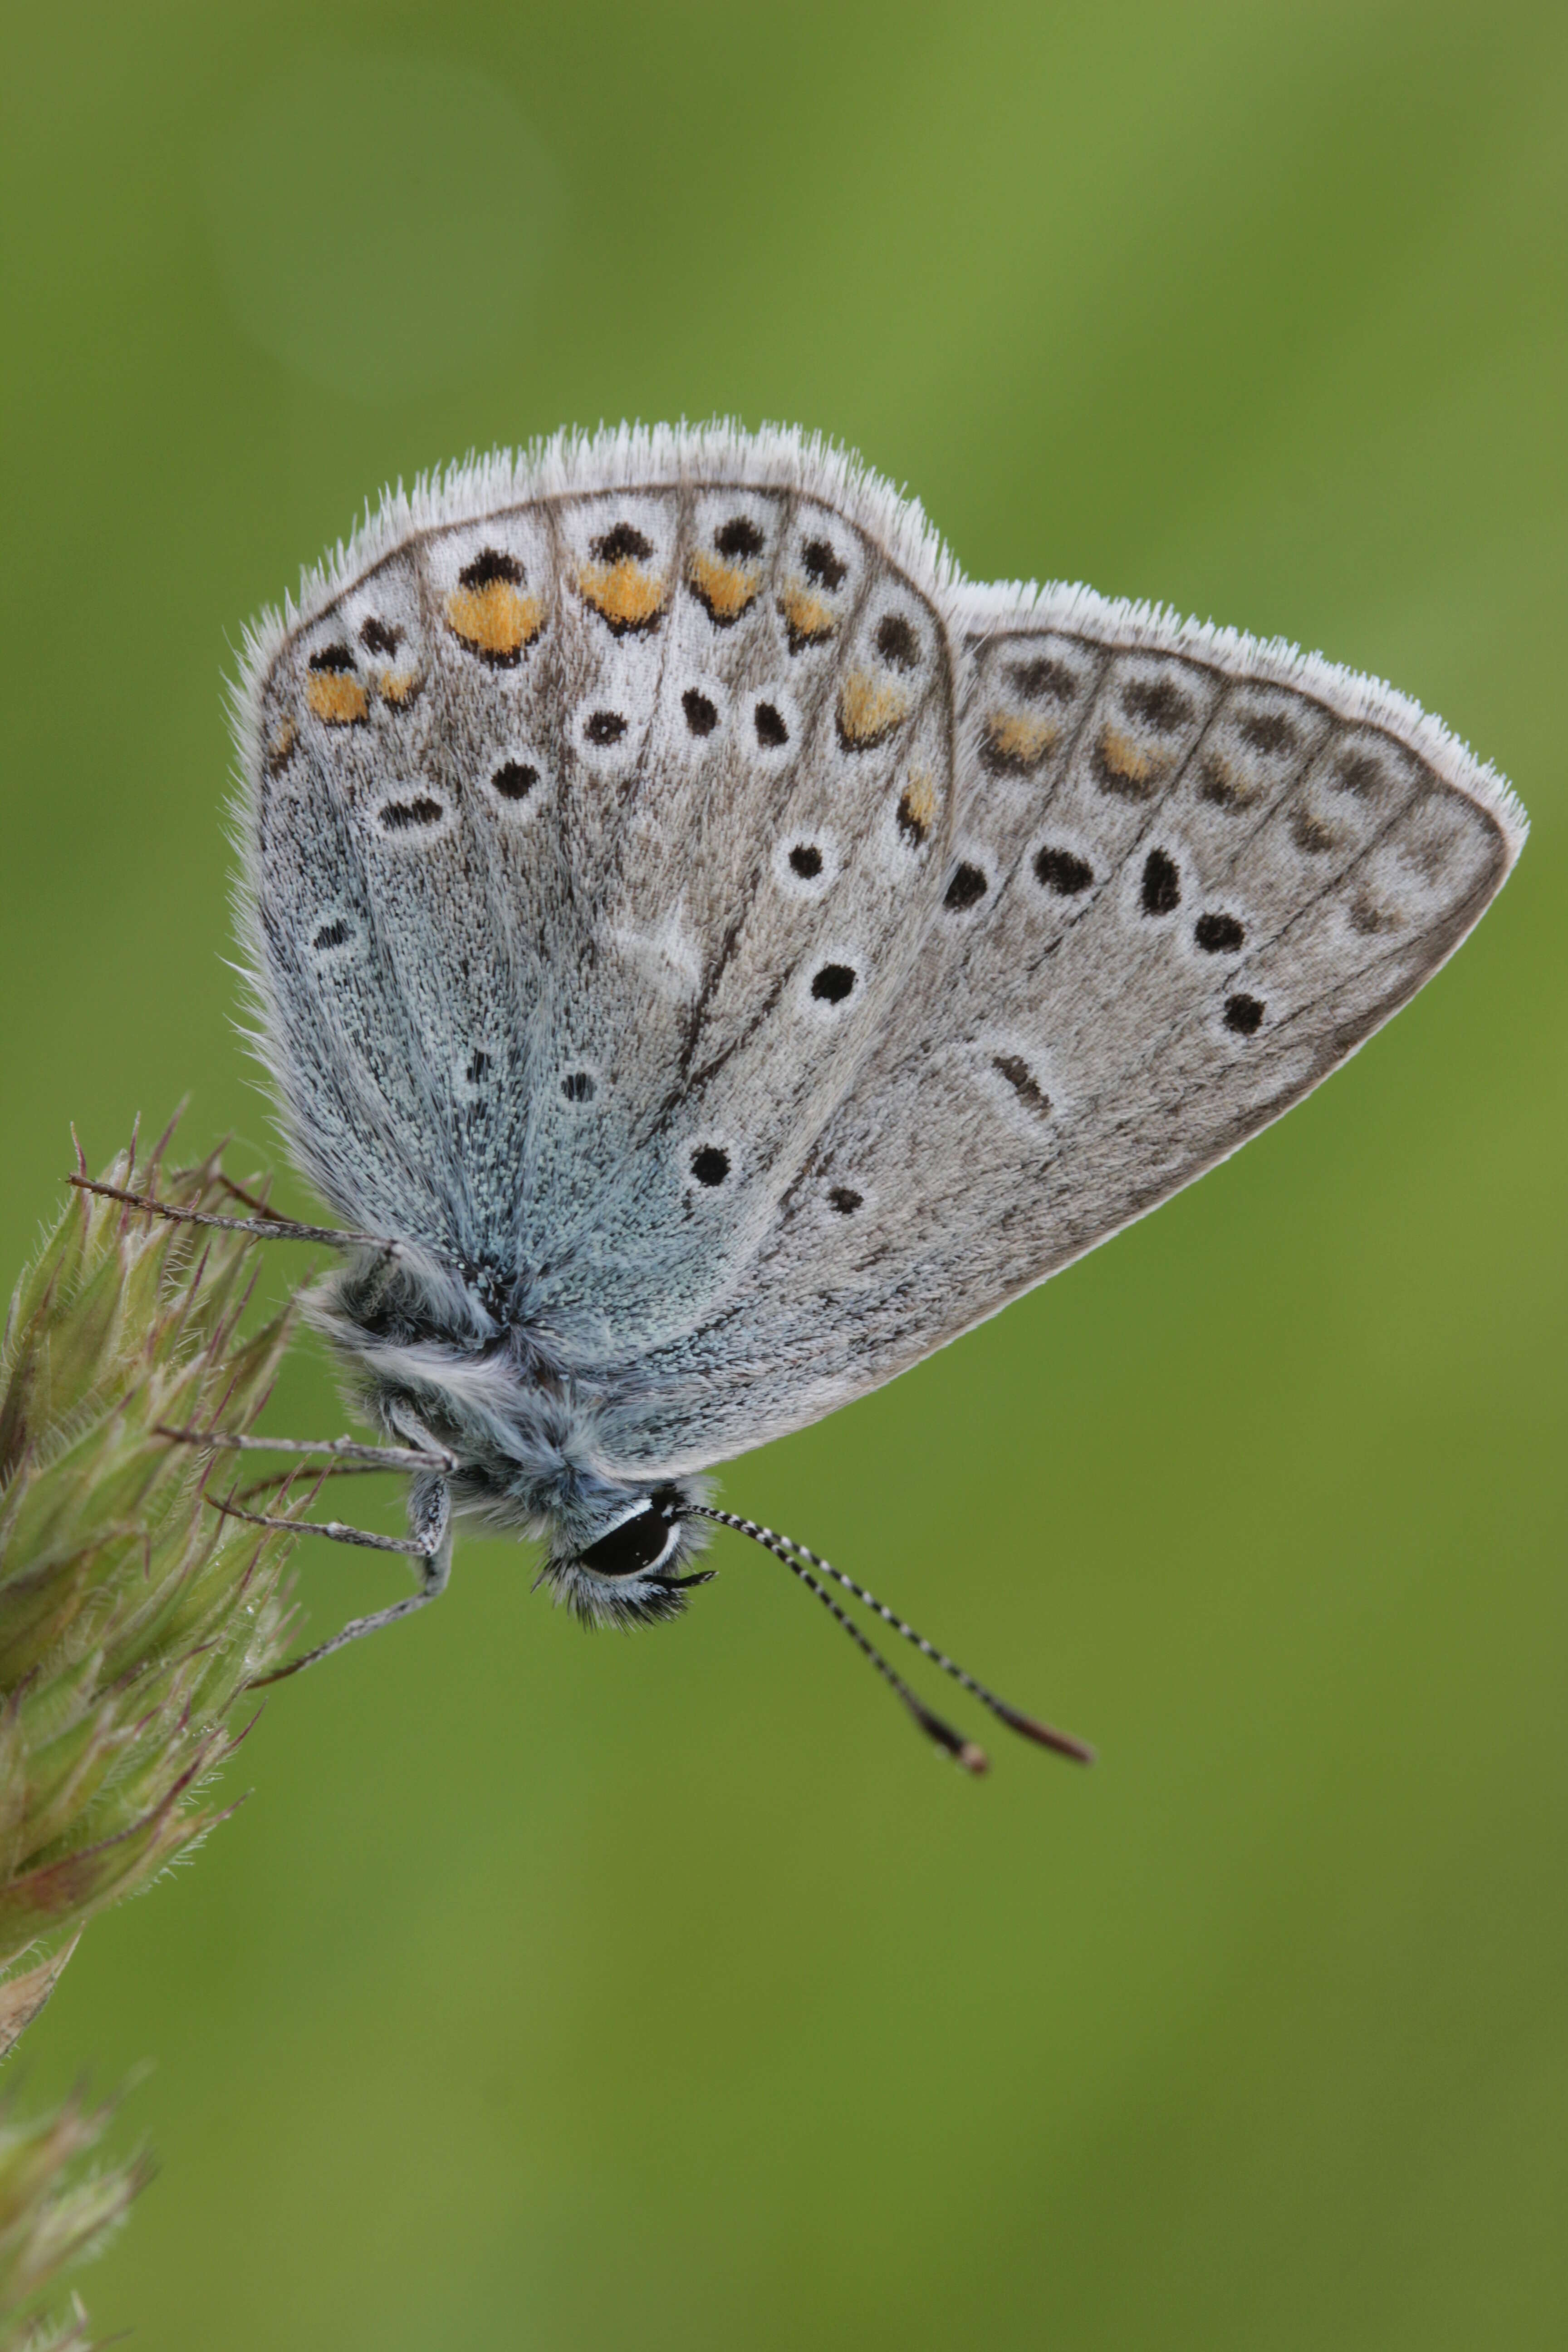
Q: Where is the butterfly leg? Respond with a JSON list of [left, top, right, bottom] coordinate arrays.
[[230, 1460, 409, 1507], [158, 1426, 457, 1475], [219, 1472, 455, 1686], [68, 1173, 393, 1254]]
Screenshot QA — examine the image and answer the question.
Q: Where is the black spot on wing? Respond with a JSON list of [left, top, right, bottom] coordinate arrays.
[[811, 964, 856, 1004], [1123, 676, 1193, 733], [591, 522, 654, 564], [802, 539, 846, 588], [714, 516, 764, 558], [1011, 655, 1076, 701], [459, 548, 522, 589], [377, 795, 444, 833], [491, 760, 538, 801], [993, 1054, 1051, 1117], [875, 614, 920, 671], [1239, 710, 1296, 754], [1034, 846, 1092, 896], [1141, 849, 1181, 914]]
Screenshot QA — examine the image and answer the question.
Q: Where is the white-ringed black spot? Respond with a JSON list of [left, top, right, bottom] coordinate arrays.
[[802, 538, 846, 589], [1034, 845, 1092, 895], [562, 1070, 596, 1103], [312, 917, 351, 951], [945, 863, 988, 912], [682, 688, 718, 737], [308, 643, 354, 673], [828, 1186, 863, 1214], [789, 843, 823, 879], [811, 963, 856, 1004], [754, 701, 789, 748], [993, 1054, 1051, 1117], [875, 613, 920, 671], [491, 760, 538, 802], [1195, 912, 1245, 953], [585, 710, 627, 747], [377, 794, 445, 833], [691, 1145, 730, 1186], [1224, 993, 1265, 1035], [458, 548, 522, 589], [591, 521, 653, 564], [715, 515, 764, 559], [359, 617, 402, 656], [1141, 849, 1181, 915]]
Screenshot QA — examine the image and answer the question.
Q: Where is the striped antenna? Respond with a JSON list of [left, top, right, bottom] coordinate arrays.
[[691, 1507, 1094, 1772]]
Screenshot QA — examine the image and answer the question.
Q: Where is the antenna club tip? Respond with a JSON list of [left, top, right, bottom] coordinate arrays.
[[958, 1740, 990, 1777], [1007, 1710, 1097, 1765]]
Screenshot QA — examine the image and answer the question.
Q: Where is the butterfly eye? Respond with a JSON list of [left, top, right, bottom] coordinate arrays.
[[577, 1499, 681, 1579]]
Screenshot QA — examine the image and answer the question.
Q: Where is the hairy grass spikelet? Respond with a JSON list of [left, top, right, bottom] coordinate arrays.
[[0, 1128, 305, 2345]]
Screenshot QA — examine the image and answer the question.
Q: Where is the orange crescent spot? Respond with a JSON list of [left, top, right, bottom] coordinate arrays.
[[778, 581, 836, 646], [1197, 752, 1260, 809], [984, 711, 1057, 768], [901, 767, 937, 832], [378, 667, 422, 706], [578, 558, 666, 634], [687, 549, 760, 625], [838, 670, 909, 750], [305, 672, 369, 726], [1095, 725, 1159, 792], [445, 581, 545, 662]]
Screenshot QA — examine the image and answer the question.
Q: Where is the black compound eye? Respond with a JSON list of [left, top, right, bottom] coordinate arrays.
[[577, 1498, 680, 1578]]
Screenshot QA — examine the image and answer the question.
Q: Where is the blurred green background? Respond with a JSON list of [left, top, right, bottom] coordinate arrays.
[[3, 2, 1564, 2346]]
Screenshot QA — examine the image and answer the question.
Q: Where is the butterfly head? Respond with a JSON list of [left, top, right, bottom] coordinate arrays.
[[544, 1481, 715, 1627]]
